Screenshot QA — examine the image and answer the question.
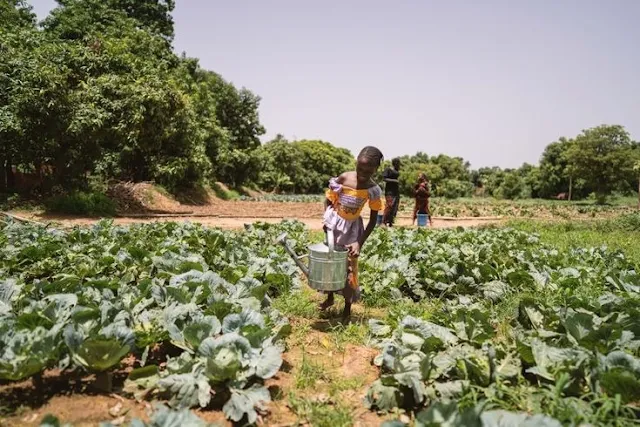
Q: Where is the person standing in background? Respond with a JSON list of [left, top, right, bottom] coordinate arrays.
[[382, 158, 401, 226], [413, 173, 432, 225]]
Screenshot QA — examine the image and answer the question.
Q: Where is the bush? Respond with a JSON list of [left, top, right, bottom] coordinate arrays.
[[45, 192, 117, 216], [437, 179, 474, 199], [211, 182, 240, 200]]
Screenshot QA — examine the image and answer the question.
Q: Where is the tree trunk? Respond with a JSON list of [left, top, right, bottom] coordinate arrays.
[[568, 176, 573, 201], [0, 154, 6, 194], [6, 154, 15, 192]]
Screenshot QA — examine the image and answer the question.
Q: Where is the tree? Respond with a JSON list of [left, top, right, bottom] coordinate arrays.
[[474, 167, 506, 197], [0, 0, 36, 28], [1, 0, 215, 193], [110, 0, 175, 41], [0, 1, 37, 192], [495, 171, 525, 200], [565, 125, 636, 203], [634, 159, 640, 210], [44, 0, 175, 42], [256, 136, 303, 193], [538, 138, 573, 199], [517, 163, 541, 198], [293, 140, 353, 193]]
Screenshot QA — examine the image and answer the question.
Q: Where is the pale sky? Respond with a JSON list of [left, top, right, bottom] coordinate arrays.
[[28, 0, 640, 168]]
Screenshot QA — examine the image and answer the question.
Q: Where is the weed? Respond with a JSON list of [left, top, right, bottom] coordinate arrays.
[[273, 288, 319, 319], [295, 352, 330, 390], [329, 322, 368, 352], [288, 393, 353, 427], [45, 191, 116, 216], [329, 377, 365, 396]]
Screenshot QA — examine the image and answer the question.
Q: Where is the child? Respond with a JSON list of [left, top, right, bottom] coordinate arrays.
[[413, 173, 431, 225], [320, 146, 384, 321]]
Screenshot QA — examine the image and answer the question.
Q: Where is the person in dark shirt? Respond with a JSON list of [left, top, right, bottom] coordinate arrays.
[[382, 158, 401, 226]]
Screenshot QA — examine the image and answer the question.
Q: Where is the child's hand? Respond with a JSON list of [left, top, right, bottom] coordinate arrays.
[[346, 242, 360, 257]]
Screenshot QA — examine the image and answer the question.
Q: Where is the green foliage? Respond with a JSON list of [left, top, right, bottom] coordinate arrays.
[[361, 226, 640, 425], [45, 191, 117, 216], [256, 137, 353, 194], [0, 0, 36, 29], [377, 152, 470, 198], [210, 183, 240, 201], [0, 220, 309, 423], [493, 172, 525, 200], [565, 125, 637, 202], [44, 0, 175, 42], [537, 138, 573, 198], [0, 0, 263, 195], [438, 179, 474, 199]]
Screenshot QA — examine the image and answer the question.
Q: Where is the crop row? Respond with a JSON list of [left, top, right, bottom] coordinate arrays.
[[2, 219, 639, 425]]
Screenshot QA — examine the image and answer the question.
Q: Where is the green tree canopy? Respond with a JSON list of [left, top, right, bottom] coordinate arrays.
[[565, 125, 636, 202]]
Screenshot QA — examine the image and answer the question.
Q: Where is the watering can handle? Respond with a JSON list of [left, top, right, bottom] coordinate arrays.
[[327, 228, 335, 254]]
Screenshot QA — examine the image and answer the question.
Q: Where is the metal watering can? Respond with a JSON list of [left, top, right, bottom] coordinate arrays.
[[275, 228, 348, 292]]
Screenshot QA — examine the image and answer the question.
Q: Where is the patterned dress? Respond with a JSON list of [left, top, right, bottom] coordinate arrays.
[[323, 177, 383, 303], [413, 181, 431, 221]]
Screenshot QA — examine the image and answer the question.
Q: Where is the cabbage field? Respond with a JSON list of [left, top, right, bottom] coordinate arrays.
[[1, 219, 639, 426]]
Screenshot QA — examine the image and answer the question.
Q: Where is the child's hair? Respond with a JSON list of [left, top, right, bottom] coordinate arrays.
[[358, 146, 384, 167]]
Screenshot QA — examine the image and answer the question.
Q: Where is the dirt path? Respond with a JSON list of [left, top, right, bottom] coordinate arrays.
[[6, 211, 502, 230]]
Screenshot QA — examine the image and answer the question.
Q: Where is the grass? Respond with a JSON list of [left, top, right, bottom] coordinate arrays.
[[288, 393, 354, 427], [211, 182, 240, 200], [273, 288, 320, 319], [328, 322, 369, 351], [295, 353, 330, 390], [44, 191, 117, 217]]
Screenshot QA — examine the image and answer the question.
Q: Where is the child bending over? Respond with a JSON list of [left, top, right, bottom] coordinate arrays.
[[320, 146, 384, 321]]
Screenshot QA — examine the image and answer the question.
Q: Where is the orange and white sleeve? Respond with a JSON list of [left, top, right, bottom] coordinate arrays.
[[368, 185, 383, 211]]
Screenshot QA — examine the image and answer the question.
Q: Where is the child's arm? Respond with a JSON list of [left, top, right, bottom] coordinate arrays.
[[346, 207, 379, 257], [359, 209, 378, 248]]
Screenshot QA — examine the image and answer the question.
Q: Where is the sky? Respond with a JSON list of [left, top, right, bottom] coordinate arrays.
[[28, 0, 640, 168]]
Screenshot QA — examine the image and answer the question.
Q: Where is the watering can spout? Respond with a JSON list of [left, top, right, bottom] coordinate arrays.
[[274, 232, 309, 277]]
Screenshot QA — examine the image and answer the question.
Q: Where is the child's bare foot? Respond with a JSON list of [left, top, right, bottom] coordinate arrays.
[[319, 294, 334, 312]]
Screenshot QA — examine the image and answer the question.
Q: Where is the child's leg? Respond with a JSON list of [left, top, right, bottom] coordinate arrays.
[[342, 300, 352, 320], [383, 195, 393, 225], [341, 257, 358, 321], [341, 290, 353, 321], [319, 291, 334, 311], [389, 196, 399, 226]]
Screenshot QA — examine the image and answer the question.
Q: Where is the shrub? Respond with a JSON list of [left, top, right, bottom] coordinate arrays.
[[438, 179, 474, 199], [45, 191, 117, 216], [211, 182, 240, 200]]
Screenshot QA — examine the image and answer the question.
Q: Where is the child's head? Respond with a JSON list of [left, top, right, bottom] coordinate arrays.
[[418, 173, 427, 182], [392, 158, 401, 170], [356, 146, 384, 183]]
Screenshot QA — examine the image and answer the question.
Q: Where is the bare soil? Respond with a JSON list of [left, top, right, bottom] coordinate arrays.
[[8, 209, 501, 231]]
